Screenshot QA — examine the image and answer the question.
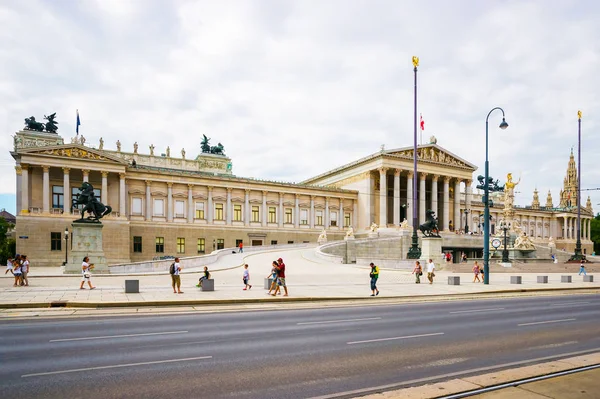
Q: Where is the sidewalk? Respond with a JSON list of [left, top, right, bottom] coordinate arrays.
[[1, 247, 598, 311]]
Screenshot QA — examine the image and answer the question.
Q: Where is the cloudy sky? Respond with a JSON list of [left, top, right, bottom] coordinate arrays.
[[1, 0, 599, 215]]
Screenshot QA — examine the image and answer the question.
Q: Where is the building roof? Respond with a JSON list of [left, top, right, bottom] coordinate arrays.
[[0, 209, 16, 224]]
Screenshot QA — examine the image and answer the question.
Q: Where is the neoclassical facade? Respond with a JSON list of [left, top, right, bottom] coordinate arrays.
[[11, 130, 594, 267]]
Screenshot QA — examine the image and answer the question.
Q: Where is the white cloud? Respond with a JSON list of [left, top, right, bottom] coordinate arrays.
[[0, 0, 599, 213]]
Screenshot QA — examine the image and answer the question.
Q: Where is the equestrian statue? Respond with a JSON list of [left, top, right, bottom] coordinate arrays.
[[419, 209, 441, 237], [75, 182, 112, 222]]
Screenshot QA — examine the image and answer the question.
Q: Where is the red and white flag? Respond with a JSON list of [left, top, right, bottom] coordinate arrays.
[[420, 114, 425, 131]]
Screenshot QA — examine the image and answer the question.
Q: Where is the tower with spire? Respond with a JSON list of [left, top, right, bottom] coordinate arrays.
[[559, 149, 578, 208], [531, 188, 540, 209], [545, 190, 553, 208]]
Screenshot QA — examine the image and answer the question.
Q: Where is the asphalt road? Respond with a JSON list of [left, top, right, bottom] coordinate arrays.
[[1, 295, 599, 399]]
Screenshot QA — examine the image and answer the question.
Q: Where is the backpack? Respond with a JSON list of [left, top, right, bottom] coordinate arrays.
[[169, 263, 176, 275]]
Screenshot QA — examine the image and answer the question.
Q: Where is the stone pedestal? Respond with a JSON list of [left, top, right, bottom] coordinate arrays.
[[125, 280, 139, 293], [317, 237, 328, 245], [264, 277, 275, 290], [561, 275, 572, 283], [201, 279, 215, 291], [420, 237, 443, 266], [367, 232, 379, 239], [510, 276, 522, 284], [448, 276, 460, 285], [583, 275, 594, 282], [537, 276, 548, 284], [65, 222, 108, 274]]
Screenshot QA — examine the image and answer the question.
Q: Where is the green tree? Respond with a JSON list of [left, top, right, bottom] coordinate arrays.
[[0, 217, 16, 265], [591, 213, 600, 254]]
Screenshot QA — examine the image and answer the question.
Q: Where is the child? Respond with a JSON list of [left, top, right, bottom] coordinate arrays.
[[196, 266, 211, 287], [5, 256, 13, 275], [242, 264, 252, 290]]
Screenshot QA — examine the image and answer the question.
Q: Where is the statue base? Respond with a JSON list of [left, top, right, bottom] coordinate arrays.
[[344, 236, 355, 241], [367, 232, 379, 239], [317, 238, 328, 245], [65, 222, 108, 274], [420, 237, 443, 266]]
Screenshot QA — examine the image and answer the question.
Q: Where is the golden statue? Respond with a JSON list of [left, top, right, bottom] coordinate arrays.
[[578, 110, 582, 120], [504, 173, 521, 210], [412, 56, 419, 68]]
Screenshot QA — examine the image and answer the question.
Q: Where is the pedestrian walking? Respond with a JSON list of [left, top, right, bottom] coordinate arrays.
[[242, 264, 252, 290], [79, 256, 96, 290], [461, 252, 467, 263], [5, 256, 13, 275], [238, 242, 244, 253], [272, 258, 288, 296], [479, 263, 485, 283], [12, 256, 22, 287], [427, 259, 436, 284], [578, 262, 587, 276], [472, 261, 481, 283], [21, 255, 30, 286], [266, 260, 279, 295], [412, 260, 422, 284], [196, 266, 210, 288], [171, 257, 183, 293], [369, 262, 379, 296]]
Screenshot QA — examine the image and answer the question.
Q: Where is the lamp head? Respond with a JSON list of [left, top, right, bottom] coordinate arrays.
[[64, 228, 69, 237], [499, 118, 509, 130]]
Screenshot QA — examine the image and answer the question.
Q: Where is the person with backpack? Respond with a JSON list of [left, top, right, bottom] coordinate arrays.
[[369, 262, 379, 296], [170, 257, 183, 294]]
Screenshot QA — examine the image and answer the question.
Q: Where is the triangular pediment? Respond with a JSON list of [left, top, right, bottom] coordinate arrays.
[[384, 144, 477, 170], [16, 144, 129, 165]]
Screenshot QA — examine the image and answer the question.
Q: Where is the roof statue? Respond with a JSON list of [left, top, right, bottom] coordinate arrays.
[[201, 135, 211, 153], [99, 137, 104, 150], [74, 182, 112, 223], [23, 113, 59, 133], [201, 134, 226, 155], [24, 116, 45, 132], [44, 113, 58, 133]]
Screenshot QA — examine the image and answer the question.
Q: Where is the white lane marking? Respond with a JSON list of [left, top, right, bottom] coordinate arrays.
[[347, 332, 444, 345], [49, 330, 188, 342], [518, 318, 576, 327], [550, 302, 590, 306], [527, 341, 578, 351], [298, 317, 381, 325], [449, 307, 505, 314], [22, 356, 212, 378]]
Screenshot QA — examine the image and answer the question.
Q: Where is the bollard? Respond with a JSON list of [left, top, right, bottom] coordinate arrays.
[[583, 275, 594, 282], [510, 276, 522, 284], [447, 276, 460, 285], [125, 280, 139, 293], [561, 275, 572, 283], [201, 279, 215, 291], [264, 277, 274, 290], [537, 276, 549, 284]]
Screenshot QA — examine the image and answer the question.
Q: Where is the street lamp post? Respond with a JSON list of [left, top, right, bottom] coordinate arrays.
[[483, 108, 509, 284], [569, 110, 586, 262], [499, 220, 511, 263], [464, 209, 470, 234], [407, 56, 422, 259], [63, 228, 69, 266]]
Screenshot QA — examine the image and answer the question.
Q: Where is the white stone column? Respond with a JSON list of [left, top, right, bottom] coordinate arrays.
[[587, 219, 591, 240], [406, 172, 413, 223], [21, 165, 29, 214], [15, 166, 22, 215], [245, 189, 250, 226], [207, 186, 213, 224], [119, 173, 126, 217], [339, 198, 344, 228], [145, 180, 152, 221], [294, 194, 300, 228], [419, 173, 427, 224], [167, 182, 173, 222], [187, 184, 193, 223], [562, 217, 567, 239], [278, 192, 284, 228], [431, 175, 439, 220], [353, 199, 358, 228], [42, 166, 50, 214], [82, 169, 89, 183], [262, 191, 267, 227], [63, 168, 70, 214], [465, 180, 472, 231], [310, 195, 315, 228], [393, 169, 400, 226], [226, 188, 232, 225], [325, 196, 330, 228], [443, 177, 450, 231], [454, 179, 461, 231], [101, 171, 108, 205], [379, 167, 388, 227]]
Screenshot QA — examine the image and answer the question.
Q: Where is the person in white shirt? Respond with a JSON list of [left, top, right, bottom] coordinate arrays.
[[79, 256, 96, 290], [171, 257, 183, 294], [21, 255, 30, 286], [427, 259, 436, 284], [5, 256, 13, 275]]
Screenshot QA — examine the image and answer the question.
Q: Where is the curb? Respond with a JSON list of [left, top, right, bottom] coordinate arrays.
[[1, 286, 597, 309]]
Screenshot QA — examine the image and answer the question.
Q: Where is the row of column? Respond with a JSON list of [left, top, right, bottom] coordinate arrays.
[[563, 217, 591, 240], [18, 164, 126, 216], [377, 167, 469, 231], [143, 180, 354, 228]]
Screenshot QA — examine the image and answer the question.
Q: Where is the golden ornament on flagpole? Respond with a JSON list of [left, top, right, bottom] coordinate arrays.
[[412, 56, 419, 68], [577, 110, 582, 120]]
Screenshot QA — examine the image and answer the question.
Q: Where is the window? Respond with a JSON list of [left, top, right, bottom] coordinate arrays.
[[300, 209, 308, 225], [132, 197, 143, 215], [215, 203, 224, 220], [177, 237, 185, 253], [236, 239, 243, 248], [52, 186, 64, 209], [252, 205, 260, 222], [155, 237, 164, 253], [330, 212, 337, 227], [153, 199, 164, 216], [271, 240, 278, 245], [197, 238, 205, 254], [217, 239, 224, 250], [234, 204, 242, 221], [345, 213, 351, 227], [195, 202, 205, 219], [50, 232, 61, 251], [133, 236, 142, 253], [285, 208, 293, 224], [175, 200, 185, 218], [268, 206, 276, 223], [316, 210, 323, 226]]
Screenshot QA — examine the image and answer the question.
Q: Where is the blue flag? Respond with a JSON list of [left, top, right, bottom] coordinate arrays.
[[76, 110, 81, 134]]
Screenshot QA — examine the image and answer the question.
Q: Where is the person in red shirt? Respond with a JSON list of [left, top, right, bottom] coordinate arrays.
[[271, 257, 288, 297], [238, 242, 243, 253]]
